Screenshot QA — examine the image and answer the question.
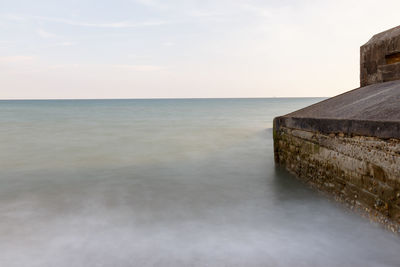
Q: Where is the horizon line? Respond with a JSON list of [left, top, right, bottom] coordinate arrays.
[[0, 96, 328, 101]]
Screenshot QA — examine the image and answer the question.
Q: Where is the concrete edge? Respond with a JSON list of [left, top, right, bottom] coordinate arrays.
[[273, 116, 400, 139]]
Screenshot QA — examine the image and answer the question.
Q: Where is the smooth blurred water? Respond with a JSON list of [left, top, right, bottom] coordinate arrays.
[[1, 98, 399, 267]]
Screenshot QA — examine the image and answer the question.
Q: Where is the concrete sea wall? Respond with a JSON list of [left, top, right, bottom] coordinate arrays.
[[273, 25, 400, 232], [273, 123, 400, 232]]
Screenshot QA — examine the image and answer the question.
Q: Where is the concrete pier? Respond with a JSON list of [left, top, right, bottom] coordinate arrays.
[[273, 26, 400, 232]]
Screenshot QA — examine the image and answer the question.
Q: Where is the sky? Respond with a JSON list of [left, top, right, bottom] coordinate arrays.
[[1, 0, 400, 99]]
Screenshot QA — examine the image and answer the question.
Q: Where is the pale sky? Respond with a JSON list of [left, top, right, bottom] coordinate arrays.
[[1, 0, 400, 99]]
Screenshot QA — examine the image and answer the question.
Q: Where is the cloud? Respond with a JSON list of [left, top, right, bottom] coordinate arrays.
[[1, 14, 25, 21], [0, 41, 11, 48], [46, 63, 165, 72], [2, 14, 170, 28], [163, 42, 175, 46], [111, 64, 165, 72], [0, 55, 39, 74], [36, 29, 77, 47], [133, 0, 229, 19], [36, 28, 58, 39], [47, 18, 168, 28], [0, 55, 35, 63], [189, 10, 227, 18], [53, 42, 77, 47], [133, 0, 166, 9], [239, 3, 276, 17]]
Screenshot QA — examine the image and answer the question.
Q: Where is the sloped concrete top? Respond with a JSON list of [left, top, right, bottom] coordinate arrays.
[[274, 80, 400, 139], [286, 80, 400, 120], [364, 25, 400, 46]]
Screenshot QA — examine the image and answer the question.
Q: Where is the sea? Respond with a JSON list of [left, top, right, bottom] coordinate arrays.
[[1, 98, 400, 267]]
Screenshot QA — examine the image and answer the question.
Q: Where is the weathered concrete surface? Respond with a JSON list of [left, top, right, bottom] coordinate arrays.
[[273, 80, 400, 231], [274, 25, 400, 232], [361, 25, 400, 87], [273, 81, 400, 232], [274, 127, 400, 232], [276, 80, 400, 139]]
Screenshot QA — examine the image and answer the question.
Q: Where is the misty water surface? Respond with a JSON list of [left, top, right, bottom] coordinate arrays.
[[1, 98, 400, 267]]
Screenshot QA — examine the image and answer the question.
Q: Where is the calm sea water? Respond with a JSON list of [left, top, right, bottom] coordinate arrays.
[[1, 98, 400, 267]]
